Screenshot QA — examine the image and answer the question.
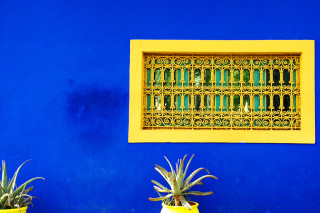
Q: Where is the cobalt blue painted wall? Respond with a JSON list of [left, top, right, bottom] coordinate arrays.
[[0, 0, 319, 212]]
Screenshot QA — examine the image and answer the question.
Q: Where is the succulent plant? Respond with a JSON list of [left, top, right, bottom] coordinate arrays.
[[0, 160, 45, 209], [149, 154, 218, 210]]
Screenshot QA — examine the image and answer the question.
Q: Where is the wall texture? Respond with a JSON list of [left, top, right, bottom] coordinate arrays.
[[0, 0, 319, 212]]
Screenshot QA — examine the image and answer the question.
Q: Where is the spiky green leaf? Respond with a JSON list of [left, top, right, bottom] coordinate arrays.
[[155, 165, 170, 180], [1, 161, 7, 193], [164, 156, 176, 177], [184, 191, 213, 196], [171, 178, 181, 195], [175, 161, 179, 175], [183, 168, 210, 187], [176, 155, 187, 188], [149, 194, 173, 201], [7, 160, 31, 193], [13, 177, 45, 197], [182, 175, 218, 192], [153, 186, 171, 193], [183, 154, 194, 179], [180, 196, 191, 210], [0, 185, 6, 197], [155, 167, 171, 187], [151, 180, 170, 191], [0, 193, 8, 204]]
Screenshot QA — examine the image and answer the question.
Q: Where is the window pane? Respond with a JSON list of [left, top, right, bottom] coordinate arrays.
[[195, 95, 201, 111], [274, 95, 280, 111], [164, 69, 171, 86], [195, 69, 201, 86], [234, 95, 240, 111], [234, 70, 240, 86], [204, 95, 210, 110], [205, 70, 211, 86], [155, 95, 161, 110], [164, 95, 171, 110], [244, 70, 250, 86], [155, 69, 161, 86], [283, 69, 290, 85], [243, 95, 250, 112], [284, 95, 290, 111], [273, 69, 280, 86]]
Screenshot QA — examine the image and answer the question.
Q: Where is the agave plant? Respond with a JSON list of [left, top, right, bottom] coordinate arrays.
[[149, 154, 218, 210], [0, 160, 45, 209]]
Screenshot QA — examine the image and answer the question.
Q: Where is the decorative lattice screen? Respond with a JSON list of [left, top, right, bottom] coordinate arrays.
[[143, 54, 300, 130]]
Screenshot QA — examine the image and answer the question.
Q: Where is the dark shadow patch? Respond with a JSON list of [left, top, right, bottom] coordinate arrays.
[[66, 86, 128, 146], [68, 79, 75, 86]]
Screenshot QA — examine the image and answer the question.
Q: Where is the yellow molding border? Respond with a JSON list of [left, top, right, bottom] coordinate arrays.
[[129, 40, 315, 143]]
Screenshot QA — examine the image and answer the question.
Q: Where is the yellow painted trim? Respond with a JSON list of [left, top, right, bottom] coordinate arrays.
[[129, 40, 315, 143], [0, 207, 28, 212]]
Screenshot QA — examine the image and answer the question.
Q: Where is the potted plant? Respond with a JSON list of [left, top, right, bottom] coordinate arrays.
[[0, 160, 45, 212], [149, 154, 218, 213]]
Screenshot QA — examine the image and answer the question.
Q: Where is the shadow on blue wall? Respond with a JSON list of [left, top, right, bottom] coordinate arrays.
[[66, 85, 128, 146]]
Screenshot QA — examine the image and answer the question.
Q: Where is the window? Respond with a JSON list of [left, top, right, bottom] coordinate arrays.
[[129, 40, 314, 143], [143, 54, 300, 130]]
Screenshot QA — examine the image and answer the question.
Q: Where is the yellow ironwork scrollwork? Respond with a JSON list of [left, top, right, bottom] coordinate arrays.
[[143, 54, 300, 130]]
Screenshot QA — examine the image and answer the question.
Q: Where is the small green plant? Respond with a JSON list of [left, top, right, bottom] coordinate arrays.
[[0, 160, 45, 209], [149, 154, 218, 210]]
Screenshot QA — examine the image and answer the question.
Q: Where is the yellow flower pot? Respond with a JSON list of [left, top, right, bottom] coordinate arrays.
[[161, 202, 199, 213], [0, 207, 27, 213]]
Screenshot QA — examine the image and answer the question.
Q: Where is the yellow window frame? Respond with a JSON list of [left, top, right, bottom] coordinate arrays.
[[129, 40, 315, 143]]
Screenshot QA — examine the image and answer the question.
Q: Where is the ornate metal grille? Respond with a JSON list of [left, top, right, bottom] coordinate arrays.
[[143, 54, 301, 130]]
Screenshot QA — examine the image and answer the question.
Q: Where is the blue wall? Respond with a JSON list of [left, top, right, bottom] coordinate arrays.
[[0, 0, 319, 212]]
